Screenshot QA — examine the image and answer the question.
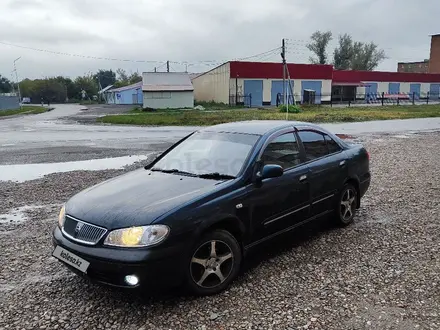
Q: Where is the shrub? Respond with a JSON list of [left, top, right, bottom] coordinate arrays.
[[279, 104, 302, 113]]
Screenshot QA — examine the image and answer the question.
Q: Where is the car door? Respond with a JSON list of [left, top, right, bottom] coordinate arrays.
[[297, 130, 348, 217], [248, 131, 311, 242]]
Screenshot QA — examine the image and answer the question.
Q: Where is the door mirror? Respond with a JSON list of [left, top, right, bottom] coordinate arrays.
[[260, 164, 284, 180]]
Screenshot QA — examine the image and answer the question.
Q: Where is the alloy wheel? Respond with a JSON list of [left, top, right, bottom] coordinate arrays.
[[340, 188, 356, 223], [190, 240, 234, 289]]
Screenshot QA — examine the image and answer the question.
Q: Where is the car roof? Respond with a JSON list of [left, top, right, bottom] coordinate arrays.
[[199, 120, 322, 136]]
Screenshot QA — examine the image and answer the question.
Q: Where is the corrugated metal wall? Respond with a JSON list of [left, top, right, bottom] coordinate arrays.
[[0, 96, 20, 110], [192, 63, 230, 103], [143, 91, 194, 109]]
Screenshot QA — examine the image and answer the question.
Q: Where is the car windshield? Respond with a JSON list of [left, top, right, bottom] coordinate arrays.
[[152, 132, 260, 177]]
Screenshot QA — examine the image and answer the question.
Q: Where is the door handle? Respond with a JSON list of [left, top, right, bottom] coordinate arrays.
[[299, 174, 307, 182], [339, 160, 346, 167]]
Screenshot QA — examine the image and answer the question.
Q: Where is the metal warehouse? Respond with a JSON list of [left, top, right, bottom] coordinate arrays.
[[142, 72, 194, 109], [105, 81, 143, 105], [192, 61, 440, 106]]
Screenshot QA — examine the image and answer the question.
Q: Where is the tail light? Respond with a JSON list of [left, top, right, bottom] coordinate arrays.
[[366, 151, 370, 160]]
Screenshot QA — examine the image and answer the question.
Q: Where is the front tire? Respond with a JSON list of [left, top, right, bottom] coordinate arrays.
[[335, 184, 358, 226], [185, 229, 242, 296]]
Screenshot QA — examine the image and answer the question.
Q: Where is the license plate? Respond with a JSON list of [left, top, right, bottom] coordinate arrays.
[[52, 246, 90, 273]]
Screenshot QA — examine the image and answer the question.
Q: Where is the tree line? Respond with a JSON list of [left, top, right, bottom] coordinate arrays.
[[306, 31, 387, 70], [0, 69, 142, 103]]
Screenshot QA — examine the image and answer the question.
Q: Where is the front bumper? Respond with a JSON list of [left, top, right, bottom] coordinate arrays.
[[52, 226, 185, 289]]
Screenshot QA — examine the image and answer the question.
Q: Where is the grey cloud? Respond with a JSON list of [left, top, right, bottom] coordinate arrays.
[[1, 0, 439, 79]]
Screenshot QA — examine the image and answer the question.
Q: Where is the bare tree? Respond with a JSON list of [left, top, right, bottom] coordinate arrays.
[[307, 31, 333, 65]]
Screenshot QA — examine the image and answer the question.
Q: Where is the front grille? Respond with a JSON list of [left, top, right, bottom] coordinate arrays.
[[62, 215, 107, 245]]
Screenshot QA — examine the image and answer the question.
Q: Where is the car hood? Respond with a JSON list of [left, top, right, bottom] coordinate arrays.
[[65, 169, 222, 229]]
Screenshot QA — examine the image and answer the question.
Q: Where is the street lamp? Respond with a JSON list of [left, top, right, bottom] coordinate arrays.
[[13, 57, 22, 109]]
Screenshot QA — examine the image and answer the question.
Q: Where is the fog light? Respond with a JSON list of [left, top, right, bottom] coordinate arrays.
[[124, 275, 139, 286]]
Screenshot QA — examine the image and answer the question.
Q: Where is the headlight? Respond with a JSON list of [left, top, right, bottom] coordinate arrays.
[[58, 205, 66, 228], [103, 225, 170, 248]]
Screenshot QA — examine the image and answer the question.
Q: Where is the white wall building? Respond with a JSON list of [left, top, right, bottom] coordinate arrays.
[[192, 61, 334, 106], [142, 72, 194, 109]]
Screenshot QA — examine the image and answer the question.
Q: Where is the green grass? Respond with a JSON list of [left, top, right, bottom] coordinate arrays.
[[0, 106, 51, 117], [97, 104, 440, 126]]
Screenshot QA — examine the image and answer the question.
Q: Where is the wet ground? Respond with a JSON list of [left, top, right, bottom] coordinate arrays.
[[1, 105, 440, 329], [1, 103, 440, 167]]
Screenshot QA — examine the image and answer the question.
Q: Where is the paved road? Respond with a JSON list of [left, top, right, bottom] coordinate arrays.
[[0, 104, 196, 165], [1, 104, 439, 166]]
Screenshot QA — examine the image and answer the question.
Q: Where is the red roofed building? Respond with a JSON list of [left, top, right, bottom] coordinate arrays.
[[192, 60, 440, 106]]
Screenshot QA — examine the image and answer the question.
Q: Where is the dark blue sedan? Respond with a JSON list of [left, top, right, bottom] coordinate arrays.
[[52, 120, 370, 295]]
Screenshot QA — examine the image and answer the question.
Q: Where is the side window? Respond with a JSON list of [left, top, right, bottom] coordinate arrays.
[[325, 135, 342, 154], [298, 131, 328, 161], [261, 133, 301, 169]]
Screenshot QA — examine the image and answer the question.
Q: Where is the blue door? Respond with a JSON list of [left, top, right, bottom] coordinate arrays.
[[301, 81, 322, 104], [137, 89, 143, 104], [365, 83, 378, 102], [430, 84, 440, 99], [389, 83, 400, 94], [244, 80, 263, 107], [410, 84, 421, 99], [271, 81, 293, 105]]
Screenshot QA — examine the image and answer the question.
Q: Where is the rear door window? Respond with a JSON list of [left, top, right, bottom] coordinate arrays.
[[298, 131, 328, 161], [324, 135, 342, 154]]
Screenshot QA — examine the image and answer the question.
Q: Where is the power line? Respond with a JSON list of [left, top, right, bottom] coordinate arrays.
[[0, 40, 283, 66]]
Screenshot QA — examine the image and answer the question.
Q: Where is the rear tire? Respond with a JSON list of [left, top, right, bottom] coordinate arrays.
[[184, 229, 241, 296], [334, 184, 358, 227]]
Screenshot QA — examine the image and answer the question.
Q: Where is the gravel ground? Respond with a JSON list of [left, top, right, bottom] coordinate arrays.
[[0, 132, 439, 330]]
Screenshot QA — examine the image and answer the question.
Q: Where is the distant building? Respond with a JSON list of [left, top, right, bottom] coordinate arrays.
[[192, 60, 440, 106], [398, 34, 440, 74], [397, 60, 429, 73], [192, 61, 334, 106], [105, 82, 143, 105], [142, 72, 194, 109], [429, 34, 440, 73]]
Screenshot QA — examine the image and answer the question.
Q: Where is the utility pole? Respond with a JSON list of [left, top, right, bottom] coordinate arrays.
[[236, 74, 239, 106], [13, 57, 22, 110], [281, 39, 286, 106], [166, 60, 170, 73]]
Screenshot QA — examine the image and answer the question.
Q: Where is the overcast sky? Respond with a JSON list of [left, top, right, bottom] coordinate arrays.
[[1, 0, 438, 80]]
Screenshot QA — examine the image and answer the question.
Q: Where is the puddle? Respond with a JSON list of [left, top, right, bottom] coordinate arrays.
[[0, 205, 45, 224], [0, 154, 152, 183]]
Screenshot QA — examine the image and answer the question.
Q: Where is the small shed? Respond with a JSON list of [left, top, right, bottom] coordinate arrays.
[[105, 81, 143, 105], [142, 72, 194, 109]]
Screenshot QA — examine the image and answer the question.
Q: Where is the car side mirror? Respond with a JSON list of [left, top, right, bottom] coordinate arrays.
[[256, 164, 284, 182]]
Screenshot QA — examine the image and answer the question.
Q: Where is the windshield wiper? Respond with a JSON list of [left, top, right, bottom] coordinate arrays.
[[150, 168, 197, 176], [151, 167, 178, 173], [197, 172, 236, 180]]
